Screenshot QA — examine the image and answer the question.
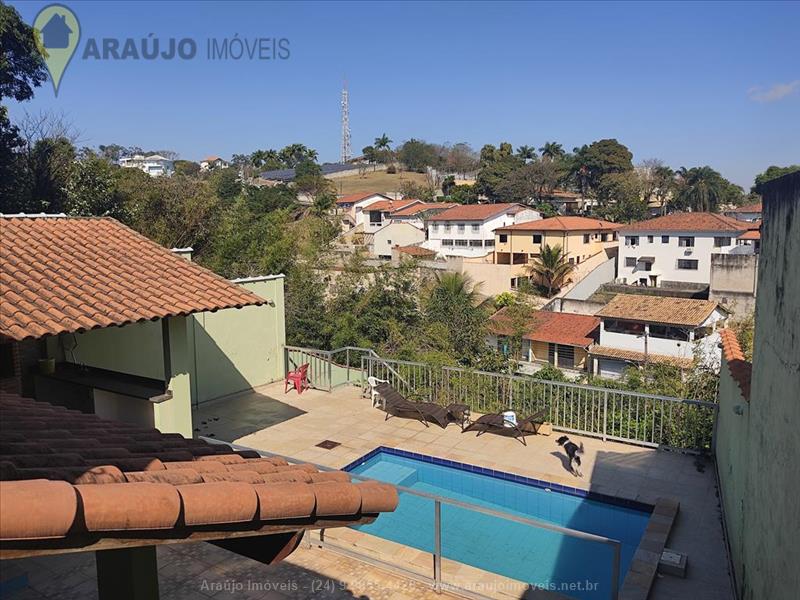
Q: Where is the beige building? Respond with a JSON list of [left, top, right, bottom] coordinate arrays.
[[370, 221, 425, 259], [494, 216, 620, 266]]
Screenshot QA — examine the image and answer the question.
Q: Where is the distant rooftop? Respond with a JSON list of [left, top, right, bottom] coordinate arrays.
[[427, 203, 526, 222], [488, 308, 600, 348], [261, 162, 358, 182], [621, 212, 746, 233], [497, 216, 620, 233], [596, 294, 722, 327], [335, 192, 391, 205]]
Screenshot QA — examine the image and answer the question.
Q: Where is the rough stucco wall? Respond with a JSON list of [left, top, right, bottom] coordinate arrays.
[[741, 172, 800, 599], [710, 254, 758, 318]]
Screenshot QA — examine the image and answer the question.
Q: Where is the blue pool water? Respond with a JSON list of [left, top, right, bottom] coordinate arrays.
[[346, 448, 651, 600]]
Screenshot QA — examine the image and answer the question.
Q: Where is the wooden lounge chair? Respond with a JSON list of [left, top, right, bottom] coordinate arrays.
[[374, 383, 451, 428], [463, 409, 547, 446]]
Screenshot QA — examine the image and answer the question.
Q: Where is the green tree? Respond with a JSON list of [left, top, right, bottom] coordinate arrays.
[[446, 184, 479, 205], [516, 145, 537, 162], [753, 165, 800, 192], [374, 133, 392, 152], [397, 138, 442, 172], [672, 166, 742, 212], [174, 160, 200, 176], [596, 171, 646, 222], [496, 158, 566, 203], [569, 139, 634, 200], [539, 141, 565, 161], [476, 142, 524, 202], [526, 244, 575, 297], [0, 3, 48, 102], [65, 154, 128, 220], [209, 166, 241, 202]]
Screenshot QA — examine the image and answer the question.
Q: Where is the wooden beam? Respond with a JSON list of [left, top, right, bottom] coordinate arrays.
[[96, 546, 159, 600], [211, 531, 304, 565]]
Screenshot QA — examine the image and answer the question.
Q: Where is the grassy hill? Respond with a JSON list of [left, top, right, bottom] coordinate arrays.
[[331, 169, 429, 196]]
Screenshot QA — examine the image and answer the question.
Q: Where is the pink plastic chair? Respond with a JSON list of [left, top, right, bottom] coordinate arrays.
[[285, 363, 310, 394]]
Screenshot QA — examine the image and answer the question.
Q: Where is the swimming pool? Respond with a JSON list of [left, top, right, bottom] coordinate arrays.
[[345, 447, 651, 599]]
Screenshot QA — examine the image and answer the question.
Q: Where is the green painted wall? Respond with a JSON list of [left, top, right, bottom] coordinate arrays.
[[716, 172, 800, 600], [46, 274, 287, 431]]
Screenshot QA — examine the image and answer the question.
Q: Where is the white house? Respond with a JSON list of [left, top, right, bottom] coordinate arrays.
[[200, 155, 229, 171], [423, 203, 541, 258], [618, 212, 747, 287], [119, 154, 174, 177], [588, 294, 728, 378], [335, 192, 394, 230], [725, 201, 762, 223], [370, 222, 425, 260]]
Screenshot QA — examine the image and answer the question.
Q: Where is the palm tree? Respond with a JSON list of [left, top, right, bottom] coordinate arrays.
[[675, 166, 727, 212], [526, 244, 575, 298], [516, 145, 537, 162], [539, 141, 565, 161], [374, 134, 392, 152], [429, 271, 485, 306]]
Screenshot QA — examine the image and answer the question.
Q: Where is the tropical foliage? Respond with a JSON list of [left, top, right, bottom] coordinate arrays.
[[526, 244, 576, 297]]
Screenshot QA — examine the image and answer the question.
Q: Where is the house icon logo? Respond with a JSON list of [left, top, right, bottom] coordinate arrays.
[[33, 4, 81, 96], [40, 12, 73, 49]]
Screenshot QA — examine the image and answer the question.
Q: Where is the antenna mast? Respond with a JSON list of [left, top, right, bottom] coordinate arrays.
[[340, 79, 351, 163]]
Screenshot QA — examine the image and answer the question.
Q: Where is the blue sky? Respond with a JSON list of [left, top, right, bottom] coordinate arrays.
[[8, 0, 800, 188]]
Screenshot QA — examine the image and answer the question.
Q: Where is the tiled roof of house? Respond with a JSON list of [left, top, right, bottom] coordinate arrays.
[[395, 245, 436, 257], [496, 216, 620, 233], [719, 328, 752, 400], [732, 202, 762, 213], [0, 392, 397, 545], [588, 345, 694, 369], [335, 192, 391, 205], [739, 229, 760, 240], [427, 203, 526, 222], [0, 216, 267, 341], [596, 294, 721, 327], [390, 202, 457, 217], [620, 212, 746, 233], [488, 308, 600, 348], [365, 199, 420, 213]]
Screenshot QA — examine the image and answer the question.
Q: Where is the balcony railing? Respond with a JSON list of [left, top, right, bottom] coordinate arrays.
[[284, 346, 717, 453]]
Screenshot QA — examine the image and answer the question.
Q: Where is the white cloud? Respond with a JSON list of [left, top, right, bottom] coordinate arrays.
[[747, 80, 800, 103]]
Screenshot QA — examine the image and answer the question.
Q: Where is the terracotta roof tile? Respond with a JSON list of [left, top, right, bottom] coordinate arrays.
[[0, 393, 398, 545], [596, 294, 721, 327], [497, 216, 620, 232], [719, 328, 751, 400], [488, 308, 600, 347], [588, 345, 694, 369], [389, 202, 457, 217], [620, 212, 746, 233], [364, 199, 419, 213], [739, 230, 760, 240], [427, 203, 526, 222], [0, 216, 267, 341], [732, 202, 761, 213]]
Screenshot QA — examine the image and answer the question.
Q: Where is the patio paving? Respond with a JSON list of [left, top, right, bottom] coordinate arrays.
[[228, 382, 734, 600]]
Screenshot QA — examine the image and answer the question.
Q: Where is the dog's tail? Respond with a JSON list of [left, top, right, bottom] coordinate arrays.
[[556, 435, 569, 446], [578, 442, 585, 455]]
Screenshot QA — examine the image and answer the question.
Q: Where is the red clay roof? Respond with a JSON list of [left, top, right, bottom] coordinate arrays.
[[732, 202, 762, 213], [719, 328, 751, 400], [489, 308, 600, 348], [335, 192, 391, 205], [739, 230, 760, 240], [390, 202, 457, 217], [0, 392, 397, 545], [0, 216, 267, 341], [620, 212, 746, 233], [427, 203, 526, 222], [496, 216, 620, 233], [596, 294, 721, 327], [365, 199, 420, 213]]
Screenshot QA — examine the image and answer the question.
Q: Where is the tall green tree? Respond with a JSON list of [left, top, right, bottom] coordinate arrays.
[[673, 166, 742, 212], [475, 142, 524, 202], [516, 145, 537, 162], [753, 165, 800, 192], [569, 139, 634, 201], [526, 244, 575, 297], [65, 153, 128, 220], [397, 138, 442, 172], [539, 141, 565, 161]]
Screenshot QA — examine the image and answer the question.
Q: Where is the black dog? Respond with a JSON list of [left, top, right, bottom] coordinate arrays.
[[556, 435, 584, 477]]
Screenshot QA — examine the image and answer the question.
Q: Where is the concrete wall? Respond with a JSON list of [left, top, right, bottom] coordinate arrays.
[[563, 255, 617, 300], [710, 254, 758, 318], [544, 297, 608, 315], [715, 171, 800, 600], [447, 257, 529, 296], [370, 222, 425, 259]]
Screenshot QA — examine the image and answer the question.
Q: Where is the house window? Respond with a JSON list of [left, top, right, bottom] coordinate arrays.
[[471, 224, 479, 233], [469, 240, 483, 247], [583, 234, 590, 243], [499, 234, 508, 243], [601, 233, 609, 242], [643, 261, 653, 271], [714, 237, 731, 247], [369, 211, 382, 224], [678, 236, 695, 247], [677, 259, 699, 270], [432, 224, 439, 232], [647, 235, 654, 243], [457, 224, 465, 233], [484, 239, 495, 247], [625, 257, 636, 267], [626, 236, 639, 246], [649, 325, 690, 341], [604, 319, 645, 335], [662, 235, 669, 244], [532, 234, 542, 244], [510, 278, 518, 290], [455, 239, 468, 247], [444, 224, 451, 233], [442, 239, 454, 246]]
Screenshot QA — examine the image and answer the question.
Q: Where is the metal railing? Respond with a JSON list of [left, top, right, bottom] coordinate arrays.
[[285, 345, 410, 392], [205, 437, 623, 600], [362, 355, 717, 452]]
